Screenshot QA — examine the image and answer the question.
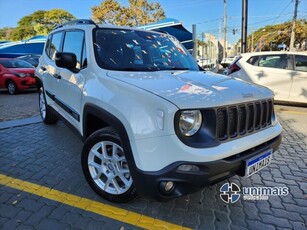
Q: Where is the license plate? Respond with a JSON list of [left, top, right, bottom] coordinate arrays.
[[245, 149, 273, 177]]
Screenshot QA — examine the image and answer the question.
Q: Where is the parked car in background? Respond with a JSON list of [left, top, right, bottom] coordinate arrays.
[[16, 54, 41, 67], [220, 56, 236, 68], [227, 51, 307, 104], [0, 58, 36, 94], [0, 40, 11, 47], [197, 58, 217, 71], [0, 41, 45, 58]]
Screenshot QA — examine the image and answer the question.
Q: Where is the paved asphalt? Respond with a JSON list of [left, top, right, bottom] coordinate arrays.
[[0, 91, 306, 230]]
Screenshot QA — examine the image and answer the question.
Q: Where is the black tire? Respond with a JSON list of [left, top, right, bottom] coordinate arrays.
[[38, 86, 58, 124], [7, 81, 18, 95], [81, 127, 137, 203]]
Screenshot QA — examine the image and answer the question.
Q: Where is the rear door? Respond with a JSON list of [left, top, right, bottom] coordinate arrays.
[[289, 54, 307, 103], [250, 54, 292, 101], [39, 32, 63, 108]]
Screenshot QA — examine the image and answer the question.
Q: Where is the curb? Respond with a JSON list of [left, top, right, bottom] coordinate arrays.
[[0, 116, 42, 130]]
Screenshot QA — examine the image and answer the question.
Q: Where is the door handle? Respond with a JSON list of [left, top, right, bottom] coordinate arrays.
[[40, 66, 47, 71], [53, 73, 62, 79]]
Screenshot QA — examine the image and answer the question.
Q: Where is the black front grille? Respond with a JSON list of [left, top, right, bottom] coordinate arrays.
[[216, 100, 273, 141]]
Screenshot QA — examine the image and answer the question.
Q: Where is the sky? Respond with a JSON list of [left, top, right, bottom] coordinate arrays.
[[0, 0, 306, 44]]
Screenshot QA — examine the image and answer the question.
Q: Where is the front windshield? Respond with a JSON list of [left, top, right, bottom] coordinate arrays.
[[93, 28, 198, 71]]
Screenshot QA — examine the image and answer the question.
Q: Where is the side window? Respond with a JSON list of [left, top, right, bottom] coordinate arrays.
[[48, 32, 63, 61], [258, 55, 287, 69], [62, 31, 85, 69], [246, 56, 259, 65], [294, 55, 307, 72], [82, 43, 87, 68]]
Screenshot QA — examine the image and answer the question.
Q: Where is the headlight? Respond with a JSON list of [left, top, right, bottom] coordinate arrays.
[[179, 110, 202, 136], [14, 73, 28, 78]]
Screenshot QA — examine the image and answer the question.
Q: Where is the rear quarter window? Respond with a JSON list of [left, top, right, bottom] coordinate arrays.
[[294, 55, 307, 72], [246, 56, 259, 65]]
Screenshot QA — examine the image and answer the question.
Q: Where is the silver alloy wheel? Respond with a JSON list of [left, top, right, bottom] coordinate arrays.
[[39, 89, 46, 119], [8, 82, 16, 94], [88, 141, 133, 195]]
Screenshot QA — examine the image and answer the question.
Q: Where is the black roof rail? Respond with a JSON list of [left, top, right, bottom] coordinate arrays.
[[54, 19, 99, 30]]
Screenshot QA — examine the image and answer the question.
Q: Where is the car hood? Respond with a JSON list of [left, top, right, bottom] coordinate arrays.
[[107, 70, 273, 109], [8, 68, 34, 74]]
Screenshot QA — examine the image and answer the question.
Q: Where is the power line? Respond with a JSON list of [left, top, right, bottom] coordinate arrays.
[[271, 1, 292, 25]]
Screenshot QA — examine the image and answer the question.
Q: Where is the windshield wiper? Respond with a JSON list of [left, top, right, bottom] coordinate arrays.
[[169, 67, 189, 70], [117, 67, 156, 72]]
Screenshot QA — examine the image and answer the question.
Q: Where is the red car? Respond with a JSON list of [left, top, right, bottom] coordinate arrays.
[[0, 58, 36, 94]]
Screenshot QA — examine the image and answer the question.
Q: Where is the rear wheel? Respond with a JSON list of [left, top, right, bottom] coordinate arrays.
[[38, 86, 58, 124], [81, 127, 136, 203], [7, 81, 17, 95]]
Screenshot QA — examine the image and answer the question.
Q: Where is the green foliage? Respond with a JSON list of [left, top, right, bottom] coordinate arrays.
[[0, 27, 14, 41], [92, 0, 166, 26], [0, 9, 76, 41], [247, 19, 306, 51]]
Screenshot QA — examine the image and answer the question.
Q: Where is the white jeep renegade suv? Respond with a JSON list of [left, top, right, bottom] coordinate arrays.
[[36, 20, 282, 203]]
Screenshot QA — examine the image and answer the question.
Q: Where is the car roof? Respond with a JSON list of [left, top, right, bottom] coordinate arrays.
[[50, 19, 164, 36], [240, 51, 307, 57]]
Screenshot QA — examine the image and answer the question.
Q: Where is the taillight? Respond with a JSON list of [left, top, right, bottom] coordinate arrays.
[[227, 57, 241, 75]]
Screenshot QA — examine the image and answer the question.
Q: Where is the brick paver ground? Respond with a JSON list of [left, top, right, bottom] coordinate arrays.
[[0, 90, 39, 122], [0, 111, 306, 229]]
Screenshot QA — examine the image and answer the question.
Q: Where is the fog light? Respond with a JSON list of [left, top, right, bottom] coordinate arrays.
[[159, 181, 175, 193], [177, 164, 200, 172], [165, 181, 174, 192]]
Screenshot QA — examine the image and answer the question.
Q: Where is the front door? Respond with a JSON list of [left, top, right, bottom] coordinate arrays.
[[53, 30, 87, 128]]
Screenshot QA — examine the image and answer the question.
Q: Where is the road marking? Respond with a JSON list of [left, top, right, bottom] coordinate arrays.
[[0, 174, 190, 230], [278, 110, 307, 115], [276, 109, 307, 116]]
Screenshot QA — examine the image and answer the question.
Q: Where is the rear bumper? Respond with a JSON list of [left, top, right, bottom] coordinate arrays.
[[133, 134, 282, 201]]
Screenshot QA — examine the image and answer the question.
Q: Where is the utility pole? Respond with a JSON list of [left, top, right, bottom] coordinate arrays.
[[251, 32, 254, 52], [202, 32, 205, 62], [192, 24, 197, 59], [290, 0, 299, 51], [241, 0, 248, 53], [223, 0, 227, 58]]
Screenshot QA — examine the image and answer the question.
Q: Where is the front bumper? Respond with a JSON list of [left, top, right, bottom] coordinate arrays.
[[17, 77, 36, 89], [133, 134, 282, 201]]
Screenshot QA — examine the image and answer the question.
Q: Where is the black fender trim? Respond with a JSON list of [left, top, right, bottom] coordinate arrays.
[[82, 103, 142, 191]]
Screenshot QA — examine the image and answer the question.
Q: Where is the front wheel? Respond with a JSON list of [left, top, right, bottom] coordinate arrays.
[[7, 81, 17, 95], [81, 127, 136, 203], [38, 87, 58, 124]]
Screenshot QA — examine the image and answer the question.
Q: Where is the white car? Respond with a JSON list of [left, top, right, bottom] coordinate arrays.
[[221, 56, 236, 68], [227, 51, 307, 104], [35, 20, 282, 203]]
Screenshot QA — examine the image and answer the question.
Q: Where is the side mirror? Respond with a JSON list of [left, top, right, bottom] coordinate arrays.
[[55, 52, 79, 73]]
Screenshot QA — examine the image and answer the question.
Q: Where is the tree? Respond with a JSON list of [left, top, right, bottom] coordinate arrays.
[[0, 27, 14, 41], [91, 0, 166, 26], [92, 0, 122, 25], [238, 19, 307, 52], [9, 9, 76, 41], [10, 27, 36, 41]]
